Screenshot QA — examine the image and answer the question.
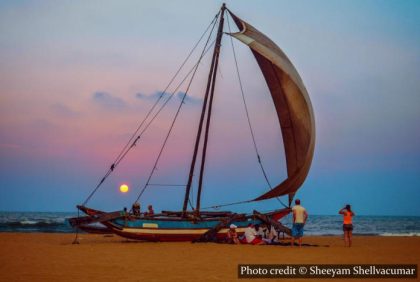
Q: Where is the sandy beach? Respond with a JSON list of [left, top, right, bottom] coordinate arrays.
[[0, 233, 418, 282]]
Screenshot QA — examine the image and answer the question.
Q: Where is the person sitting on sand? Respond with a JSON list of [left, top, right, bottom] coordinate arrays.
[[256, 223, 265, 237], [254, 224, 261, 236], [271, 225, 280, 242], [132, 202, 141, 216], [255, 223, 271, 244], [244, 223, 265, 245], [227, 224, 240, 244], [256, 223, 273, 244], [339, 204, 355, 247], [264, 224, 279, 243], [291, 199, 308, 247]]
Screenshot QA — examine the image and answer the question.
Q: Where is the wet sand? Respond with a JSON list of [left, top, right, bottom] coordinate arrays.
[[0, 233, 418, 281]]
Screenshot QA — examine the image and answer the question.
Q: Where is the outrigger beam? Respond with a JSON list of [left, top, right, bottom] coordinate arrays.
[[68, 211, 123, 228], [253, 210, 292, 236], [69, 206, 124, 229]]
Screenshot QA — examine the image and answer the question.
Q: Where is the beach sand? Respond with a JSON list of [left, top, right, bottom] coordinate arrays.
[[0, 233, 418, 281]]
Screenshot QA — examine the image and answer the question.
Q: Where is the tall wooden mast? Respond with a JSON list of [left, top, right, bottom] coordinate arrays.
[[182, 3, 226, 214], [195, 5, 226, 213]]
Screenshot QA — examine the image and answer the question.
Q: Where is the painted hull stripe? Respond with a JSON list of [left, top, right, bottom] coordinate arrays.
[[122, 227, 247, 234]]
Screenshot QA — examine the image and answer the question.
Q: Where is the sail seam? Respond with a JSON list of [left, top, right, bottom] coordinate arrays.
[[269, 62, 299, 175]]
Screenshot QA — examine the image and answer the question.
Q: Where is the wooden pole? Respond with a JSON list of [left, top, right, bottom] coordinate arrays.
[[195, 4, 226, 213], [182, 3, 226, 215]]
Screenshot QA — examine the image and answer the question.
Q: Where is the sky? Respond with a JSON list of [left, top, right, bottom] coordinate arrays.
[[0, 0, 419, 216]]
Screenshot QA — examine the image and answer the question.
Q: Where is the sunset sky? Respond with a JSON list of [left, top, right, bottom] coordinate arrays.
[[1, 0, 419, 215]]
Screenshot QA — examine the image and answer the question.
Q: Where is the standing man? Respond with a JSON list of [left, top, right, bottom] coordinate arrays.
[[291, 199, 308, 247]]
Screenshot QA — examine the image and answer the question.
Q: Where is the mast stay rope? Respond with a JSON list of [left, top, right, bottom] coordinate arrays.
[[81, 12, 220, 206]]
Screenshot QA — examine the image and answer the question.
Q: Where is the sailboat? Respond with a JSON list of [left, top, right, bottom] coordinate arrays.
[[69, 3, 315, 242]]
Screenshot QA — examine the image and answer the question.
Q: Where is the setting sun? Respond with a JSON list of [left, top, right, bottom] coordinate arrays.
[[119, 184, 129, 193]]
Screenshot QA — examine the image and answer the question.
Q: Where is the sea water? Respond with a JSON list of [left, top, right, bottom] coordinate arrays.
[[0, 211, 419, 236], [281, 214, 420, 236], [0, 212, 75, 233]]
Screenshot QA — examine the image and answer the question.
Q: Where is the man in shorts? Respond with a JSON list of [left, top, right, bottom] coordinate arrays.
[[291, 199, 308, 247]]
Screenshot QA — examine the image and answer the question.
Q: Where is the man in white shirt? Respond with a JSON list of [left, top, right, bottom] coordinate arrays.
[[291, 199, 308, 247], [244, 223, 265, 245]]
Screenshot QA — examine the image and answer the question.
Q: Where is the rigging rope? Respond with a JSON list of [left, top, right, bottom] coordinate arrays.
[[147, 184, 186, 187], [82, 12, 220, 206], [226, 14, 287, 209], [134, 15, 219, 204], [106, 39, 216, 172], [202, 199, 253, 210], [131, 41, 216, 145]]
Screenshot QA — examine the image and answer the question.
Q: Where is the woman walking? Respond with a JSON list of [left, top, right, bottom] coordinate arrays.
[[339, 205, 355, 247]]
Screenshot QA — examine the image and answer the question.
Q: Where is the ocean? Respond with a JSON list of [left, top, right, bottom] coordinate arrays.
[[0, 212, 419, 236]]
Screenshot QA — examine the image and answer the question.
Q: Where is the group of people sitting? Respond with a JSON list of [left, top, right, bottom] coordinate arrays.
[[226, 199, 308, 246], [227, 223, 279, 245]]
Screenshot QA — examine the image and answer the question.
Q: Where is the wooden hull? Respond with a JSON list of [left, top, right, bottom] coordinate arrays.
[[74, 206, 291, 242], [103, 218, 250, 242]]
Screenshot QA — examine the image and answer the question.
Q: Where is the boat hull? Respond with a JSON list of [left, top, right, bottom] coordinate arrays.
[[74, 206, 291, 242], [103, 217, 253, 242]]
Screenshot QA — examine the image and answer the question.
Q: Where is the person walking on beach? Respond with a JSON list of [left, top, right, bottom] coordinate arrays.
[[339, 204, 355, 247], [291, 199, 308, 247]]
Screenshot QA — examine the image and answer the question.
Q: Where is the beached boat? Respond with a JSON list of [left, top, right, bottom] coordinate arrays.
[[69, 3, 315, 242]]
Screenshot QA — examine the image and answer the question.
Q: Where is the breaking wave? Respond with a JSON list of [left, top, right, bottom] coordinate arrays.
[[0, 212, 75, 233]]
